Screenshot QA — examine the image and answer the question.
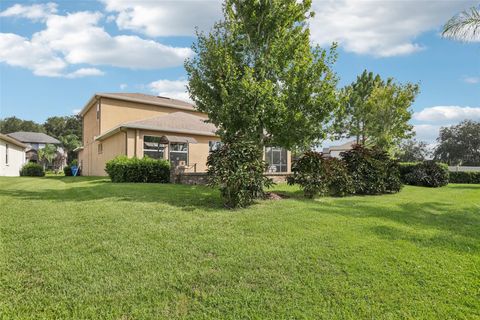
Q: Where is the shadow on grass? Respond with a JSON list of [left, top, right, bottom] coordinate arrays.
[[3, 177, 224, 211], [318, 198, 480, 253]]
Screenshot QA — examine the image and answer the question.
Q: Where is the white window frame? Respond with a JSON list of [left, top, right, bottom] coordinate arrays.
[[143, 136, 166, 159], [5, 143, 9, 165]]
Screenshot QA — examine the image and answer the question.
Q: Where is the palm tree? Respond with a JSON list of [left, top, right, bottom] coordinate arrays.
[[442, 6, 480, 42], [37, 144, 57, 169]]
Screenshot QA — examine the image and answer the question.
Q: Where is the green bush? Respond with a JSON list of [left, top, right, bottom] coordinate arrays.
[[289, 152, 354, 198], [341, 145, 402, 195], [20, 163, 45, 177], [403, 161, 449, 187], [105, 156, 171, 183], [207, 139, 273, 208], [449, 171, 480, 184]]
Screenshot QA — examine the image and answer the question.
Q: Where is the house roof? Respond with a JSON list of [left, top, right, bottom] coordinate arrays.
[[79, 92, 196, 116], [323, 140, 356, 153], [96, 111, 217, 141], [0, 133, 28, 148], [6, 132, 60, 144]]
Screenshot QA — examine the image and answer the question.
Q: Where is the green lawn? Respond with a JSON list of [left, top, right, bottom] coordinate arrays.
[[0, 177, 478, 319]]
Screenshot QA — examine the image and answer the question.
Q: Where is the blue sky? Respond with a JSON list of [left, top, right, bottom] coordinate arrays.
[[0, 0, 479, 144]]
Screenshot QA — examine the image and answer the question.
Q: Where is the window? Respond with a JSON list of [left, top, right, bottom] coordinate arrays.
[[96, 102, 100, 120], [169, 143, 188, 167], [98, 143, 103, 154], [265, 147, 288, 172], [143, 136, 166, 159], [5, 144, 9, 165], [209, 141, 223, 152]]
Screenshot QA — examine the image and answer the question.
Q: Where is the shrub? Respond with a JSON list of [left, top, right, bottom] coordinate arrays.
[[403, 161, 449, 187], [20, 163, 45, 177], [289, 151, 327, 198], [449, 171, 480, 184], [207, 139, 273, 208], [341, 145, 402, 195], [289, 152, 354, 198], [105, 156, 170, 183]]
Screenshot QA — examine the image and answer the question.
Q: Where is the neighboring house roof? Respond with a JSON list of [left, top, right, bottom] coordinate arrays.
[[95, 111, 217, 141], [79, 92, 196, 116], [323, 140, 356, 154], [7, 132, 60, 144], [0, 133, 28, 148]]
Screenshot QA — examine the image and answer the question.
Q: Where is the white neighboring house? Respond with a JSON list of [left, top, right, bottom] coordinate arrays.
[[322, 141, 356, 158], [0, 133, 27, 176]]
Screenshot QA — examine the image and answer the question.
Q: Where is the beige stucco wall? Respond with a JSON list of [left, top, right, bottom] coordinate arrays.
[[0, 139, 25, 176], [80, 130, 127, 176], [79, 96, 292, 176], [100, 98, 206, 133]]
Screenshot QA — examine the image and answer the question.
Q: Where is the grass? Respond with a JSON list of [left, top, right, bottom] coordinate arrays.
[[0, 177, 479, 319]]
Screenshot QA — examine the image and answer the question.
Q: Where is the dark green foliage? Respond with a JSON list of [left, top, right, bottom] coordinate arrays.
[[402, 161, 449, 187], [449, 171, 480, 184], [105, 156, 170, 183], [207, 139, 273, 208], [434, 120, 480, 166], [341, 145, 402, 195], [289, 151, 327, 198], [20, 163, 45, 177], [289, 152, 354, 198], [0, 116, 44, 134]]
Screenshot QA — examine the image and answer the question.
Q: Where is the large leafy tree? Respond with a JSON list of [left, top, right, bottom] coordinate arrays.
[[442, 6, 480, 42], [185, 0, 339, 150], [0, 116, 44, 134], [44, 115, 82, 139], [434, 120, 480, 166], [334, 70, 418, 152], [366, 82, 418, 152]]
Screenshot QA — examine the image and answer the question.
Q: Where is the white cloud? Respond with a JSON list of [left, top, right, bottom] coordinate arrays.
[[148, 79, 191, 102], [72, 108, 81, 115], [463, 76, 480, 84], [101, 0, 476, 57], [413, 124, 442, 143], [0, 8, 193, 77], [309, 0, 477, 57], [119, 83, 128, 90], [102, 0, 222, 37], [0, 2, 57, 21], [65, 68, 105, 79], [414, 106, 480, 123]]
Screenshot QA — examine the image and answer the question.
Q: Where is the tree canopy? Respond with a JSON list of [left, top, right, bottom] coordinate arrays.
[[333, 70, 419, 153], [185, 0, 339, 150], [434, 120, 480, 166], [397, 139, 430, 162], [0, 117, 44, 134]]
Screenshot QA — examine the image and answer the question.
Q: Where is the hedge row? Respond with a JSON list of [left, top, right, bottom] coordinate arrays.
[[399, 161, 449, 187], [449, 171, 480, 184], [289, 145, 402, 198], [105, 156, 171, 183], [20, 163, 45, 177]]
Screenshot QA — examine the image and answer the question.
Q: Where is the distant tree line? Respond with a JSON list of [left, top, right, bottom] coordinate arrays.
[[0, 115, 82, 161]]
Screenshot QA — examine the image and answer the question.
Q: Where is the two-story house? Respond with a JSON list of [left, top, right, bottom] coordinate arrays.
[[77, 93, 291, 176]]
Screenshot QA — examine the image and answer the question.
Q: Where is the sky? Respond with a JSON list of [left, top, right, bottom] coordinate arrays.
[[0, 0, 479, 145]]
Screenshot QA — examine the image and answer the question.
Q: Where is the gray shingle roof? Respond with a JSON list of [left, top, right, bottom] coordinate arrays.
[[7, 132, 61, 144], [96, 112, 217, 141]]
